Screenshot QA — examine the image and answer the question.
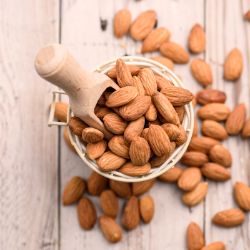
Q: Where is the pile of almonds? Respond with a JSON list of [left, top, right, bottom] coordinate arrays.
[[53, 7, 250, 249]]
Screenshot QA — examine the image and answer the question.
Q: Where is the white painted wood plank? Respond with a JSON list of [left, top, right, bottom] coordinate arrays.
[[60, 0, 205, 249], [0, 1, 59, 250], [205, 0, 250, 249]]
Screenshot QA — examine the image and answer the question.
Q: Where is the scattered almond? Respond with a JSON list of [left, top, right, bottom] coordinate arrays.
[[113, 9, 131, 38], [242, 118, 250, 138], [109, 180, 132, 198], [196, 89, 226, 105], [188, 24, 206, 54], [140, 195, 155, 223], [87, 172, 108, 196], [186, 222, 205, 250], [132, 179, 155, 196], [181, 151, 208, 166], [100, 190, 119, 218], [188, 136, 219, 153], [209, 144, 232, 168], [158, 166, 183, 182], [178, 168, 202, 191], [201, 120, 228, 141], [201, 242, 225, 250], [234, 182, 250, 211], [201, 163, 231, 181]]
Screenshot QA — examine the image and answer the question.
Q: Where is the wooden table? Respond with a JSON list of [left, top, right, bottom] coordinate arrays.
[[1, 0, 250, 249]]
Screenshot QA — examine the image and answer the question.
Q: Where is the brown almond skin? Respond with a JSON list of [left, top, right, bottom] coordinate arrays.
[[87, 172, 108, 196], [100, 190, 119, 218], [113, 9, 131, 38], [162, 123, 181, 141], [132, 179, 155, 196], [82, 127, 104, 143], [132, 76, 145, 96], [196, 89, 226, 105], [201, 242, 225, 250], [54, 102, 68, 122], [69, 117, 88, 137], [225, 103, 246, 135], [175, 125, 187, 146], [244, 10, 250, 21], [158, 166, 183, 182], [99, 215, 122, 243], [188, 136, 219, 154], [109, 180, 132, 198], [124, 116, 145, 143], [201, 120, 228, 141], [150, 154, 169, 168], [181, 151, 209, 166], [140, 195, 155, 223], [234, 182, 250, 211], [201, 163, 231, 181], [175, 106, 185, 123], [63, 176, 86, 205], [151, 56, 174, 70], [178, 168, 202, 191], [122, 196, 140, 230], [212, 208, 245, 227], [242, 118, 250, 138], [107, 65, 140, 79], [103, 113, 127, 135], [86, 140, 107, 160], [186, 222, 205, 250], [209, 144, 232, 168], [119, 162, 151, 177], [77, 197, 97, 230], [188, 24, 206, 54], [145, 103, 158, 121], [95, 106, 112, 119], [192, 118, 199, 138], [155, 74, 172, 90], [138, 68, 157, 96], [116, 58, 134, 87], [108, 136, 129, 159]]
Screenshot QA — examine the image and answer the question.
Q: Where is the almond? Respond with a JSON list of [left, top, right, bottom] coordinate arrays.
[[153, 92, 180, 125], [201, 242, 225, 250], [87, 172, 108, 196], [113, 9, 131, 38], [188, 136, 219, 153], [196, 89, 226, 105], [178, 168, 202, 191], [107, 65, 140, 79], [95, 106, 112, 119], [129, 137, 151, 165], [242, 118, 250, 138], [99, 215, 122, 243], [181, 151, 208, 166], [106, 86, 138, 108], [201, 163, 231, 181], [175, 125, 188, 146], [212, 208, 245, 227], [109, 180, 132, 198], [82, 127, 104, 143], [225, 103, 246, 135], [182, 182, 208, 206], [100, 190, 119, 218], [132, 76, 145, 96], [119, 95, 151, 121], [86, 140, 107, 160], [175, 106, 185, 123], [116, 59, 134, 87], [69, 117, 88, 136], [108, 136, 129, 158], [150, 154, 169, 168], [119, 162, 151, 177], [192, 118, 199, 137], [142, 27, 171, 53], [188, 24, 205, 54], [62, 176, 85, 205], [151, 56, 174, 70], [209, 144, 232, 168], [97, 151, 126, 172], [158, 166, 183, 182], [155, 74, 172, 90], [63, 127, 76, 153], [103, 113, 127, 134], [160, 42, 189, 64], [198, 103, 230, 121], [141, 128, 149, 141], [148, 125, 171, 156], [190, 59, 213, 87], [145, 103, 157, 121], [186, 222, 205, 250], [124, 116, 145, 143], [234, 182, 250, 211], [77, 197, 97, 230], [122, 196, 140, 230], [130, 10, 157, 41], [54, 102, 68, 122], [132, 179, 155, 196], [138, 68, 157, 96], [224, 48, 243, 81], [162, 123, 181, 140], [244, 10, 250, 21], [140, 195, 155, 223], [201, 120, 228, 140]]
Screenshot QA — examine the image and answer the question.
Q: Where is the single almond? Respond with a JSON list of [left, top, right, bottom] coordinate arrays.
[[201, 242, 225, 250], [175, 125, 187, 146], [107, 65, 140, 79], [95, 106, 112, 119], [188, 23, 206, 54], [100, 190, 119, 218], [212, 208, 245, 227], [63, 127, 76, 153], [225, 103, 246, 135], [86, 140, 107, 160], [77, 197, 97, 230], [140, 195, 155, 223], [201, 120, 228, 141], [178, 168, 202, 191], [132, 179, 155, 196], [124, 116, 145, 143], [162, 123, 181, 141], [108, 136, 129, 158], [142, 27, 171, 53], [175, 106, 185, 123], [160, 41, 189, 64], [242, 118, 250, 138], [54, 102, 68, 122], [82, 127, 104, 143], [132, 76, 145, 96], [69, 116, 88, 137], [122, 196, 140, 230], [138, 68, 157, 96], [186, 222, 205, 250], [103, 112, 127, 134], [234, 182, 250, 211], [145, 103, 157, 121], [116, 59, 134, 87], [153, 92, 180, 125], [62, 176, 85, 205], [158, 166, 183, 182], [130, 10, 157, 41], [182, 182, 208, 207], [209, 144, 232, 168], [181, 151, 208, 166], [188, 136, 219, 153], [113, 9, 131, 38], [155, 74, 172, 90], [151, 56, 174, 70], [119, 95, 151, 121], [109, 180, 132, 198], [87, 172, 108, 196], [198, 103, 230, 121], [97, 151, 126, 172], [190, 59, 213, 87], [119, 162, 151, 177], [201, 163, 231, 181], [99, 215, 122, 243], [224, 48, 243, 81], [196, 89, 226, 105]]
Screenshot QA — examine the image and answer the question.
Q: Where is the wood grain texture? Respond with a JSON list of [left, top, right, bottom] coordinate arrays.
[[0, 1, 59, 249]]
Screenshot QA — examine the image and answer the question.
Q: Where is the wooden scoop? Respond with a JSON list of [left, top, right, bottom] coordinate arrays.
[[34, 44, 119, 139]]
